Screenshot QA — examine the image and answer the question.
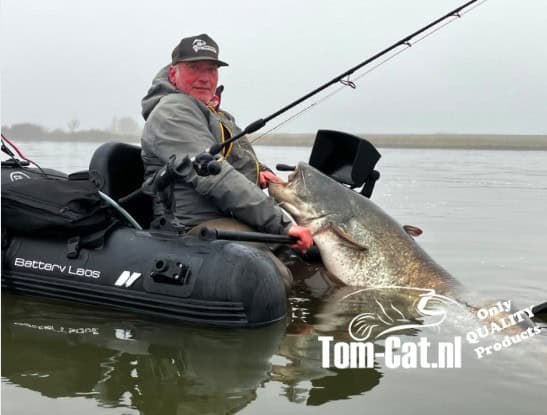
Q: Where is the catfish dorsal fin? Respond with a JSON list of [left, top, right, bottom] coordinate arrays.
[[403, 225, 423, 237]]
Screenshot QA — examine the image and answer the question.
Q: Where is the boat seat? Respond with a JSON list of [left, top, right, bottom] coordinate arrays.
[[89, 142, 153, 229]]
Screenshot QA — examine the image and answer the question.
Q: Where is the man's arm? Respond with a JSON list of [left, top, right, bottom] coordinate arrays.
[[175, 156, 293, 235]]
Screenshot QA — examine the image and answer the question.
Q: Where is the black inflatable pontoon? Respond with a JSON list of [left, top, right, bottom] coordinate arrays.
[[1, 143, 290, 327]]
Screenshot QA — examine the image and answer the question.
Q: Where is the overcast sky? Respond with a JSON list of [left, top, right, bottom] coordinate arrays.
[[1, 0, 546, 134]]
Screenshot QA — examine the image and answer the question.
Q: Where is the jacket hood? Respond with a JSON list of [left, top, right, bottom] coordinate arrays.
[[141, 65, 178, 120]]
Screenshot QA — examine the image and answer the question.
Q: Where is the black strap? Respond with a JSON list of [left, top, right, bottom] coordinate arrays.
[[66, 220, 119, 259]]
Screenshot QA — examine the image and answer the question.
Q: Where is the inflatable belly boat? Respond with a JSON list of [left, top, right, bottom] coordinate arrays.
[[1, 142, 289, 327]]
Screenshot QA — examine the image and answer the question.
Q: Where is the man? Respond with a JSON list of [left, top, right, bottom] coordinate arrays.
[[141, 34, 312, 254]]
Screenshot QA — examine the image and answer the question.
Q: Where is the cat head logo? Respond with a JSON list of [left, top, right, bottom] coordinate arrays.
[[346, 287, 462, 341]]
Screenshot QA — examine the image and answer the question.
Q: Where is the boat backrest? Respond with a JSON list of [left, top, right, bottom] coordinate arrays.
[[89, 142, 153, 228]]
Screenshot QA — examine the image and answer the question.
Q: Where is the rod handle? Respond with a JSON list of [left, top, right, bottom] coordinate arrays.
[[199, 227, 297, 244]]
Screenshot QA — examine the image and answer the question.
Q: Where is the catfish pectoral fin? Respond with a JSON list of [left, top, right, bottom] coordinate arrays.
[[316, 223, 368, 252]]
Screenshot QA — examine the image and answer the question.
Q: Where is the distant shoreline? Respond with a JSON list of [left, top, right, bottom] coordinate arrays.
[[252, 133, 547, 151], [9, 133, 547, 150]]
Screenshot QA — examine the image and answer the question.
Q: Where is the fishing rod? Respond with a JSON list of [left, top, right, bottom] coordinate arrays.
[[251, 2, 486, 145], [203, 0, 482, 160], [143, 0, 483, 195]]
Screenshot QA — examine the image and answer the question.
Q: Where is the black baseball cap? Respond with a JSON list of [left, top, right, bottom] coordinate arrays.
[[171, 34, 228, 67]]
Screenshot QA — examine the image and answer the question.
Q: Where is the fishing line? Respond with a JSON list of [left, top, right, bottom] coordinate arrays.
[[250, 0, 489, 145], [1, 133, 47, 176]]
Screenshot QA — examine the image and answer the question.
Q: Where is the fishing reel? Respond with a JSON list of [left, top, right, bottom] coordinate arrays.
[[193, 151, 222, 176], [142, 151, 222, 199], [140, 151, 223, 233], [141, 151, 223, 220]]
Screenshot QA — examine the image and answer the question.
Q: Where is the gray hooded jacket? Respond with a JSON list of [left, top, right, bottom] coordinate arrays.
[[141, 65, 292, 234]]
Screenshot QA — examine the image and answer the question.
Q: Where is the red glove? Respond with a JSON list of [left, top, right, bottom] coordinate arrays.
[[259, 170, 283, 189], [288, 225, 313, 254]]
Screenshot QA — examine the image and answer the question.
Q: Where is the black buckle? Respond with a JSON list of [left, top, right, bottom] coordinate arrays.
[[66, 236, 80, 259]]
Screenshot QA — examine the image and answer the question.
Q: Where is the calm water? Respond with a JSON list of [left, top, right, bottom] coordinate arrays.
[[2, 141, 546, 414]]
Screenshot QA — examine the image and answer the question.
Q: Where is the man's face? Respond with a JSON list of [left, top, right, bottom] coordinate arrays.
[[169, 61, 219, 105]]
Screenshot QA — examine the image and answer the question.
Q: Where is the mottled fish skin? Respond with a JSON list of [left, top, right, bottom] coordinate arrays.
[[269, 163, 461, 294]]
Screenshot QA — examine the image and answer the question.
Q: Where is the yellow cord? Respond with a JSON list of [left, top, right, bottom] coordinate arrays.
[[208, 106, 259, 185]]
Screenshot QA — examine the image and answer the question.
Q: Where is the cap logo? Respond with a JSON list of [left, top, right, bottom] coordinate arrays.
[[192, 39, 217, 54]]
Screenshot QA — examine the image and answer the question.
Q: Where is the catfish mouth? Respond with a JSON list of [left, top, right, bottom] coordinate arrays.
[[287, 168, 299, 182], [268, 166, 307, 221], [268, 181, 303, 220]]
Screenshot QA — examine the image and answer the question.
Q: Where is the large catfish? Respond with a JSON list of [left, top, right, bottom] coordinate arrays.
[[269, 163, 461, 294]]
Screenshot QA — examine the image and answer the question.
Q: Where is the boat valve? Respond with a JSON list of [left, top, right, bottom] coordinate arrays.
[[150, 257, 191, 285]]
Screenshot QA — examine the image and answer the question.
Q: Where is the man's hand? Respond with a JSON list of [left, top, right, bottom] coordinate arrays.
[[288, 225, 313, 254], [259, 170, 283, 189]]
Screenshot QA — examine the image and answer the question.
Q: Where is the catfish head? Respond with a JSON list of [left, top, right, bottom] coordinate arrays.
[[268, 163, 346, 233]]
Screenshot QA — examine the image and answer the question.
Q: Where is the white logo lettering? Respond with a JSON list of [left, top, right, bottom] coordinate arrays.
[[465, 301, 541, 359], [192, 38, 217, 54], [320, 286, 465, 369], [13, 257, 100, 278], [115, 329, 135, 340], [114, 271, 142, 287]]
